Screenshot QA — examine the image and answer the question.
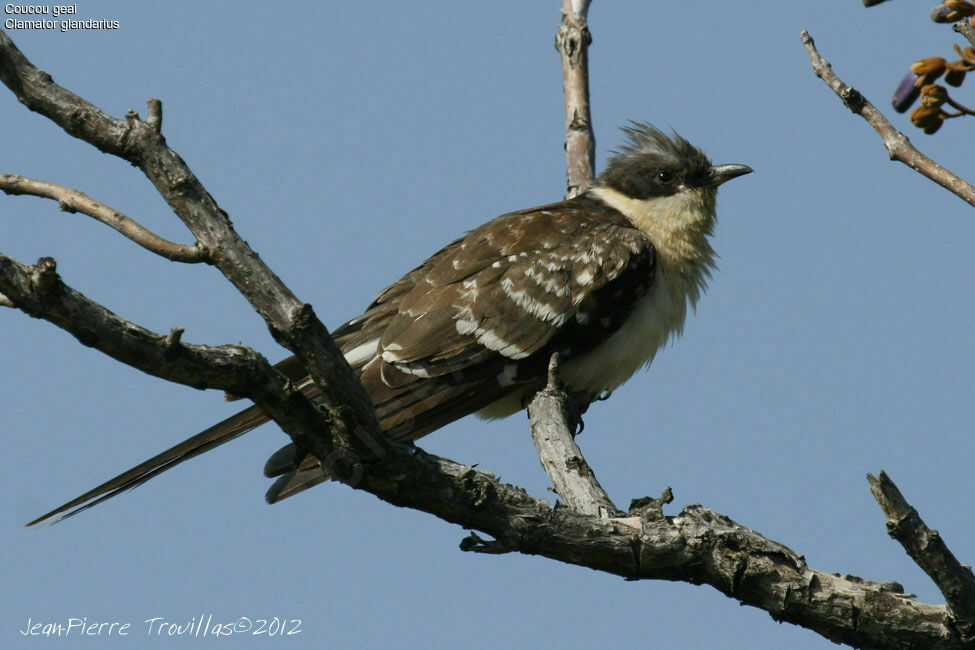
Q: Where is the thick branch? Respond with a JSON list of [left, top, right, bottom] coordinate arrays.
[[869, 471, 975, 643], [0, 174, 207, 263], [0, 28, 384, 461], [801, 29, 975, 208], [527, 354, 619, 517], [556, 0, 595, 198], [378, 447, 962, 649], [0, 254, 252, 392]]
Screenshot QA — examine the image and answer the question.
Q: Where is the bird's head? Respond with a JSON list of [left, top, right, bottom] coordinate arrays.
[[590, 123, 751, 265], [598, 121, 751, 199]]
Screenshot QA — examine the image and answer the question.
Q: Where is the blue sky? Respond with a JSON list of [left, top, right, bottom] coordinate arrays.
[[2, 2, 973, 649]]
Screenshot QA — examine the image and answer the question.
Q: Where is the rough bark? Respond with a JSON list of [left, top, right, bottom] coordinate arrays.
[[527, 354, 619, 517], [556, 0, 595, 198], [869, 472, 975, 641]]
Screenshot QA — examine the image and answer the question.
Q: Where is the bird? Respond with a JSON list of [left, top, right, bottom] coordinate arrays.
[[27, 123, 751, 526]]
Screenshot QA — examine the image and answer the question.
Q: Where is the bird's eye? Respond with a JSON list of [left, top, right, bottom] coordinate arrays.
[[655, 170, 675, 184]]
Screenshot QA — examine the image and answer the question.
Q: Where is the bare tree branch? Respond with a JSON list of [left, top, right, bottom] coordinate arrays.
[[405, 453, 960, 649], [556, 0, 595, 198], [0, 252, 341, 469], [0, 28, 384, 461], [801, 29, 975, 208], [0, 254, 249, 392], [869, 471, 975, 643], [0, 174, 207, 263], [527, 354, 619, 517]]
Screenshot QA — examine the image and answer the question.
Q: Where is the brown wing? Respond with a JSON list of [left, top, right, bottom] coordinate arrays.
[[379, 199, 652, 375], [266, 194, 657, 501]]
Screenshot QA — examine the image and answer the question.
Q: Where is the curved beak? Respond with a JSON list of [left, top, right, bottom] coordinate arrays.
[[709, 164, 753, 187]]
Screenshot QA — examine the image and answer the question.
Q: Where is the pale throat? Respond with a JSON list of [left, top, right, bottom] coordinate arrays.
[[588, 185, 717, 276]]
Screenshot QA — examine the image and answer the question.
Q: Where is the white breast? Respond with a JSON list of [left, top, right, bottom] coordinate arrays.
[[559, 263, 688, 395], [475, 263, 692, 420]]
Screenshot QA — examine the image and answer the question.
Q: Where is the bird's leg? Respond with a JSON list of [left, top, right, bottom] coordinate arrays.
[[564, 389, 592, 436]]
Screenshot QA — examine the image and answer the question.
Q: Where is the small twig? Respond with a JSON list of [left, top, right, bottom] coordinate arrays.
[[164, 327, 185, 349], [0, 174, 207, 263], [32, 256, 59, 293], [628, 487, 674, 520], [868, 471, 975, 643], [459, 531, 517, 555], [146, 98, 162, 133], [555, 0, 595, 198], [801, 30, 975, 208], [527, 353, 619, 517], [954, 20, 975, 49], [945, 95, 975, 115]]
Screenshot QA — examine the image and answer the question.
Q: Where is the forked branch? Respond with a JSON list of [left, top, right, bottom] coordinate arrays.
[[0, 174, 206, 263], [0, 27, 383, 461], [869, 471, 975, 640]]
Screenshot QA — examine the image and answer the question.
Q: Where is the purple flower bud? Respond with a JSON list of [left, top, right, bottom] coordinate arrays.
[[892, 72, 921, 112]]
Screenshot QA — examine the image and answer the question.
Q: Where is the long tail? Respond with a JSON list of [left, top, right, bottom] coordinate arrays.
[[26, 302, 519, 524], [26, 405, 269, 526]]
